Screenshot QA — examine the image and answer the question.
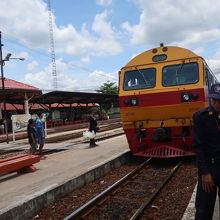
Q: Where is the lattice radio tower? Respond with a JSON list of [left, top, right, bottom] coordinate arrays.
[[47, 0, 57, 89]]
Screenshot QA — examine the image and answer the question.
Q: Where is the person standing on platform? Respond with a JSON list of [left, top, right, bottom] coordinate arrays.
[[193, 83, 220, 220], [27, 119, 37, 155], [88, 111, 98, 147], [36, 112, 46, 159]]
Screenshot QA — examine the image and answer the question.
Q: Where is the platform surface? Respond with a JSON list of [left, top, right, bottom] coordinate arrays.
[[0, 134, 128, 217], [182, 183, 220, 220], [2, 129, 217, 220]]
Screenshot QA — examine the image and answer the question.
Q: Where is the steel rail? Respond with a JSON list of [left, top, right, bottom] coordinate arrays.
[[46, 122, 122, 143], [129, 161, 182, 220], [63, 158, 152, 220], [0, 126, 124, 157]]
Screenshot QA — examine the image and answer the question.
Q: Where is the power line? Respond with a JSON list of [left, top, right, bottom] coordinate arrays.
[[2, 33, 50, 59], [1, 32, 117, 80]]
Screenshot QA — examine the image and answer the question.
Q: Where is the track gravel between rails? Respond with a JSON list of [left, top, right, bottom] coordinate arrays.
[[64, 159, 181, 220], [140, 158, 197, 220], [28, 157, 197, 220]]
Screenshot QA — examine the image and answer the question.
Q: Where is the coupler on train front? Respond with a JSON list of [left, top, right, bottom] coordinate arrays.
[[124, 125, 195, 158]]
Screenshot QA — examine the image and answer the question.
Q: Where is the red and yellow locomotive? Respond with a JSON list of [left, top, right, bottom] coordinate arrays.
[[119, 44, 217, 158]]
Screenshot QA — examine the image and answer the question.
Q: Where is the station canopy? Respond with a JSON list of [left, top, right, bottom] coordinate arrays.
[[30, 91, 118, 105], [0, 78, 41, 104]]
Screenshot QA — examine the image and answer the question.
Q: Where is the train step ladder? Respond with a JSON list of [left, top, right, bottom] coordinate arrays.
[[0, 154, 40, 175]]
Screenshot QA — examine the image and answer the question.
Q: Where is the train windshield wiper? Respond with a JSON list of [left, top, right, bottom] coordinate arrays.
[[135, 67, 152, 88], [175, 61, 185, 83], [177, 61, 185, 75]]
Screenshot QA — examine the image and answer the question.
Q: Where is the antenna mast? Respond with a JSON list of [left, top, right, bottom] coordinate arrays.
[[47, 0, 57, 89]]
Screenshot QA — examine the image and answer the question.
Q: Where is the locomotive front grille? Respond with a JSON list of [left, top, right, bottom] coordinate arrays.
[[139, 145, 195, 158]]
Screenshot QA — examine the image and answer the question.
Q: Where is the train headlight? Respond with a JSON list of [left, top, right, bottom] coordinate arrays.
[[124, 99, 130, 105], [181, 92, 199, 102], [181, 92, 191, 102], [131, 97, 138, 106]]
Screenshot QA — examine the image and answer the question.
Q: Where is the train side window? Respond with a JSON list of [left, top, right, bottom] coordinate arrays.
[[205, 68, 212, 89], [162, 62, 199, 87], [123, 68, 156, 91]]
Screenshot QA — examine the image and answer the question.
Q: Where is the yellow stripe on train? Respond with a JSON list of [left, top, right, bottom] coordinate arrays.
[[120, 102, 207, 129]]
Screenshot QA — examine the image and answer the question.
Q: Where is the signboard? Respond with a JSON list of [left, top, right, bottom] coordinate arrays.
[[12, 114, 30, 142], [11, 113, 47, 142], [12, 114, 31, 133]]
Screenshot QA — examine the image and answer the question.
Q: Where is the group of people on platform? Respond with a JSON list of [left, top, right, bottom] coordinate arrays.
[[27, 111, 99, 159], [27, 112, 46, 160]]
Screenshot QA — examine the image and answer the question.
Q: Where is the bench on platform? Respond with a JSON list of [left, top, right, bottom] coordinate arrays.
[[0, 154, 40, 175]]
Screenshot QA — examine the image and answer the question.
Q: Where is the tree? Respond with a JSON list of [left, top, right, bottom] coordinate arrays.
[[96, 81, 118, 94], [96, 81, 118, 112]]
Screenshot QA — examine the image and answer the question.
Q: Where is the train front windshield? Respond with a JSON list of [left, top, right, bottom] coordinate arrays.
[[123, 68, 156, 91], [162, 62, 199, 86]]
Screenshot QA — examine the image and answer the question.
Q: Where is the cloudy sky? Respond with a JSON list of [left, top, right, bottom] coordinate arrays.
[[0, 0, 220, 91]]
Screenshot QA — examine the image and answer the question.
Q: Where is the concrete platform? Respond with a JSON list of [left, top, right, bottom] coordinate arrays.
[[3, 129, 216, 220], [0, 135, 129, 220], [182, 184, 219, 220]]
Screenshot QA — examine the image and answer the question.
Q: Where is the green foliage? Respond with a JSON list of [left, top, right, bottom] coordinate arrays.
[[96, 81, 118, 94], [97, 81, 118, 111]]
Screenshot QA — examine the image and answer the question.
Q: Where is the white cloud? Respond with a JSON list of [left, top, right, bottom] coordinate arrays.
[[84, 70, 118, 90], [0, 0, 49, 49], [27, 61, 39, 71], [122, 0, 220, 47], [96, 0, 112, 6], [0, 1, 122, 60], [192, 47, 205, 56], [24, 59, 79, 90], [207, 49, 220, 78], [91, 11, 122, 56], [23, 59, 118, 91], [56, 11, 122, 57], [14, 51, 31, 60], [80, 56, 90, 64]]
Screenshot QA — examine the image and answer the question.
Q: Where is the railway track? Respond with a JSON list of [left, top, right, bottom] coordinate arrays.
[[0, 118, 121, 143], [63, 158, 182, 220], [45, 121, 122, 143], [0, 122, 124, 158], [41, 128, 124, 155]]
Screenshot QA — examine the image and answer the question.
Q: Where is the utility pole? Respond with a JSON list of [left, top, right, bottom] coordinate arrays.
[[0, 31, 9, 143], [47, 0, 58, 89]]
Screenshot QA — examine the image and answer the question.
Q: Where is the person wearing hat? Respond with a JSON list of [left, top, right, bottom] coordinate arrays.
[[193, 83, 220, 220]]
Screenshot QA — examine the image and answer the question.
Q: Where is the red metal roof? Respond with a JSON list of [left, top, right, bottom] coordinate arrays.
[[1, 103, 44, 111], [0, 77, 39, 90], [49, 103, 94, 107], [1, 103, 93, 111]]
